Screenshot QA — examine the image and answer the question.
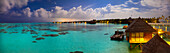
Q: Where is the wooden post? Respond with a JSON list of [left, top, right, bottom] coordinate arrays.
[[134, 43, 143, 50], [139, 43, 143, 50]]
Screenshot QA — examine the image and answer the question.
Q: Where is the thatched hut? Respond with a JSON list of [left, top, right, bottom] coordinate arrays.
[[125, 18, 156, 43], [142, 34, 170, 53]]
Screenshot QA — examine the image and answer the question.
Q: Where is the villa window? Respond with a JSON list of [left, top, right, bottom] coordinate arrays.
[[131, 32, 144, 42], [140, 32, 144, 38]]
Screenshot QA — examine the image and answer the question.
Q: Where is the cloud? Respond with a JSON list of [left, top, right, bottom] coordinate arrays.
[[21, 2, 133, 19], [51, 6, 68, 18], [33, 8, 50, 18], [55, 6, 62, 10], [125, 0, 139, 4], [103, 10, 162, 19], [0, 0, 32, 14], [66, 6, 103, 19], [98, 4, 137, 13], [21, 0, 169, 19], [140, 0, 170, 17], [10, 11, 22, 16], [83, 4, 95, 10], [140, 0, 170, 7], [2, 0, 170, 21], [22, 7, 32, 17], [26, 5, 102, 19]]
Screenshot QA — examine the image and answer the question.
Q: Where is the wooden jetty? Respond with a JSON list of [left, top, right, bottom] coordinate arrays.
[[148, 23, 170, 26], [165, 31, 170, 35]]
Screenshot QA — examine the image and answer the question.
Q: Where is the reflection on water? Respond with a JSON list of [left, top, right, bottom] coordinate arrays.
[[0, 23, 134, 53]]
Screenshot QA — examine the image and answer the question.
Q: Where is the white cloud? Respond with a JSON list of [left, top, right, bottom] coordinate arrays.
[[22, 7, 32, 17], [33, 8, 50, 18], [0, 0, 33, 14], [140, 0, 170, 17], [55, 6, 62, 10], [52, 6, 68, 18], [140, 0, 170, 7], [125, 0, 139, 4], [83, 4, 95, 10], [10, 11, 22, 16], [5, 0, 169, 20], [103, 10, 163, 19], [67, 6, 103, 19]]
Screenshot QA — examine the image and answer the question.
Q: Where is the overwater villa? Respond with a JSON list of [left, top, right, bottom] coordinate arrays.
[[125, 17, 157, 48]]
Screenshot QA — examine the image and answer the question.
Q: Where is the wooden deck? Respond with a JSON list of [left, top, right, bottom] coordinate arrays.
[[148, 23, 170, 26], [165, 32, 170, 35]]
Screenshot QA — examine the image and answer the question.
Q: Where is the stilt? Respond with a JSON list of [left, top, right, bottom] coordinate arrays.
[[139, 43, 143, 50], [134, 43, 143, 49], [130, 43, 143, 50]]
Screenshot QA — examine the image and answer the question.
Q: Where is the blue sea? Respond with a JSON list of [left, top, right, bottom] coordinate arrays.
[[0, 23, 169, 53]]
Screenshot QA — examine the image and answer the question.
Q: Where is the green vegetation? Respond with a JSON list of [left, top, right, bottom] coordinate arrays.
[[57, 17, 160, 24]]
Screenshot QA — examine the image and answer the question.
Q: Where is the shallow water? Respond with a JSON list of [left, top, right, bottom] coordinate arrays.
[[0, 23, 130, 53]]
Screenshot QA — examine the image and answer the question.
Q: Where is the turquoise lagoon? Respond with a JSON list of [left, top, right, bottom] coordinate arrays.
[[1, 23, 167, 53]]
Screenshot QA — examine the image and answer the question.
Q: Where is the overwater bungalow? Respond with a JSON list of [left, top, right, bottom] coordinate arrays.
[[125, 17, 157, 48], [142, 34, 170, 53]]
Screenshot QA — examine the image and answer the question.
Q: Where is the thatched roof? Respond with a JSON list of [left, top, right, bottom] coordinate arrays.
[[142, 34, 170, 53], [125, 18, 156, 32]]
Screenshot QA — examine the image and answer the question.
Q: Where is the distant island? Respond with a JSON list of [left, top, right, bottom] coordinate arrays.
[[54, 15, 170, 24], [54, 17, 161, 24]]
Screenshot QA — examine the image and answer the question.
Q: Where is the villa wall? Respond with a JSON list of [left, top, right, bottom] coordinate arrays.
[[127, 32, 153, 43], [144, 32, 152, 42]]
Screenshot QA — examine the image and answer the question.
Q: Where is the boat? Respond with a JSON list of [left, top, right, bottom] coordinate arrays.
[[110, 31, 124, 41], [123, 25, 128, 29]]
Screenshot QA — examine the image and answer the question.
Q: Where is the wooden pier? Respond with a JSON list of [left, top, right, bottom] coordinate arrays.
[[148, 23, 170, 26], [165, 32, 170, 35]]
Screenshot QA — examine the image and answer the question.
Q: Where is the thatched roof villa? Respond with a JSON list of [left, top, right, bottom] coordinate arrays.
[[142, 34, 170, 53], [125, 17, 156, 43]]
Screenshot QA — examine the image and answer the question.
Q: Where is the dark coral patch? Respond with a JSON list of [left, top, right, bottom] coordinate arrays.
[[36, 37, 45, 40], [42, 34, 59, 37], [32, 41, 37, 43]]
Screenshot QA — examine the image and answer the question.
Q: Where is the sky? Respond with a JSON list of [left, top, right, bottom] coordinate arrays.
[[0, 0, 170, 22]]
